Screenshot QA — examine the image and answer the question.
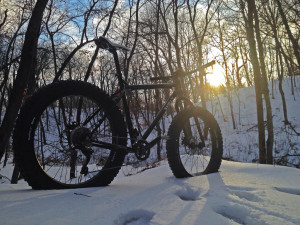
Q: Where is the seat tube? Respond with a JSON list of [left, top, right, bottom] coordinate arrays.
[[112, 50, 124, 89], [111, 50, 136, 141]]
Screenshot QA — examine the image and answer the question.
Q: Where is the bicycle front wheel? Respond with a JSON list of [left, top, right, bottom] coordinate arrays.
[[13, 80, 127, 189], [166, 107, 223, 178]]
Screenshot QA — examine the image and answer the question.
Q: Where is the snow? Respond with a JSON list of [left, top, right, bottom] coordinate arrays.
[[1, 160, 300, 225], [208, 77, 300, 164], [1, 77, 300, 224]]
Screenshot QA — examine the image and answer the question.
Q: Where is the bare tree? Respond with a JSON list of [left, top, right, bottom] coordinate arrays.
[[240, 0, 267, 163], [187, 0, 221, 108], [264, 2, 289, 124], [215, 9, 236, 129], [274, 0, 300, 71], [0, 9, 8, 30], [0, 0, 49, 160], [253, 1, 273, 164]]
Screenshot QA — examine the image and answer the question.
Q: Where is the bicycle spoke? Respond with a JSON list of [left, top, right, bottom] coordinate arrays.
[[32, 94, 119, 185]]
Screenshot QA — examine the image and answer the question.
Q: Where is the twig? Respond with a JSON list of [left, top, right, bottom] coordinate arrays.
[[0, 173, 11, 183], [74, 192, 91, 197], [286, 122, 300, 136]]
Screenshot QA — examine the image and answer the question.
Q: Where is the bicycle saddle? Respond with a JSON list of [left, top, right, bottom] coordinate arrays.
[[95, 36, 131, 52]]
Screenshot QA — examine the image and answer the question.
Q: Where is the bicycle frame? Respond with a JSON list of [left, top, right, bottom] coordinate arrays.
[[112, 49, 186, 147], [91, 49, 192, 154], [91, 40, 215, 156]]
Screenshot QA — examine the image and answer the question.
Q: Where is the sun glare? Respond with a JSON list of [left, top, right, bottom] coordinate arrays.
[[205, 63, 225, 87]]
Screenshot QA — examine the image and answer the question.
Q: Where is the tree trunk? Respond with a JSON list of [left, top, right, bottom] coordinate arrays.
[[227, 91, 236, 130], [253, 3, 273, 164], [0, 0, 49, 160], [242, 0, 266, 163], [0, 9, 8, 30], [11, 165, 20, 184], [267, 4, 290, 124], [275, 0, 300, 71], [276, 49, 289, 124], [155, 0, 162, 161], [216, 10, 236, 129]]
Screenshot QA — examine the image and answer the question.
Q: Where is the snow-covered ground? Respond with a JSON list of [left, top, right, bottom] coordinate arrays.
[[1, 160, 300, 225], [1, 77, 300, 224]]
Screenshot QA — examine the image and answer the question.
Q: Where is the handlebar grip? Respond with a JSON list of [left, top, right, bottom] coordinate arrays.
[[201, 60, 215, 69]]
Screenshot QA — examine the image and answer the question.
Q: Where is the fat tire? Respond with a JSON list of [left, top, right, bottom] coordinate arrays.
[[13, 80, 127, 189], [166, 107, 223, 178]]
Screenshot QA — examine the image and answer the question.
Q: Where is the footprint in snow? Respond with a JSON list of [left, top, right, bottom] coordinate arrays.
[[114, 209, 155, 225], [226, 185, 256, 192], [230, 190, 263, 203], [175, 185, 201, 201], [226, 185, 263, 202], [274, 187, 300, 196], [215, 186, 298, 225], [214, 204, 248, 225]]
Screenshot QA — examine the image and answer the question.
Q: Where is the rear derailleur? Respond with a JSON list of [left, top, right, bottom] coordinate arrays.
[[71, 126, 94, 176]]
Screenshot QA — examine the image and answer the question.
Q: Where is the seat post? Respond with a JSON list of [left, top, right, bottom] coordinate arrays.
[[111, 49, 125, 90]]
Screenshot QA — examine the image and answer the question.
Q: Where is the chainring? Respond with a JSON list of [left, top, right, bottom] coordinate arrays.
[[135, 140, 150, 160]]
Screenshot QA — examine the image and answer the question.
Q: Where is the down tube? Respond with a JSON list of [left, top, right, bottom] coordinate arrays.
[[142, 91, 177, 140]]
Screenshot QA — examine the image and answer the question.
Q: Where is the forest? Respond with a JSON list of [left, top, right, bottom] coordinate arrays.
[[0, 0, 299, 174]]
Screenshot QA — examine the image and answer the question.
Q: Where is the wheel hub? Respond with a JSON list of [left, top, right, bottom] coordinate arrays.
[[182, 137, 205, 154], [71, 127, 92, 148]]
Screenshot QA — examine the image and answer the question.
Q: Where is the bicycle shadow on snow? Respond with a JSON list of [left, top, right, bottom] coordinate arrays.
[[163, 172, 233, 225], [164, 171, 261, 225]]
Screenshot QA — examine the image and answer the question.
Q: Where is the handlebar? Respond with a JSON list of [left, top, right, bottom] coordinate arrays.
[[150, 76, 173, 82], [183, 60, 215, 75], [201, 60, 215, 69], [150, 60, 215, 82]]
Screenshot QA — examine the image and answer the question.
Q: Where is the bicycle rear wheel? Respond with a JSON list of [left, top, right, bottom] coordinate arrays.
[[13, 80, 127, 189], [166, 107, 223, 178]]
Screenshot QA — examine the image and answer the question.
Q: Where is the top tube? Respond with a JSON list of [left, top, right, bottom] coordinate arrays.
[[149, 60, 215, 82]]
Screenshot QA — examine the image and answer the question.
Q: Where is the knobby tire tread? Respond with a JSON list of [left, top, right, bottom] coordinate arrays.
[[13, 80, 127, 189], [166, 107, 223, 178]]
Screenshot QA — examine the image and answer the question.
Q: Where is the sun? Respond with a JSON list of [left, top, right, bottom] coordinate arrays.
[[205, 63, 226, 87]]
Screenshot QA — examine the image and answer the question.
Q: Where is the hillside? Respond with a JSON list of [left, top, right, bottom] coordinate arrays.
[[209, 76, 300, 165]]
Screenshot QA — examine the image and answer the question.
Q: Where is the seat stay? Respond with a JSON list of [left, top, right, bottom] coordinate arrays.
[[95, 36, 131, 52]]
